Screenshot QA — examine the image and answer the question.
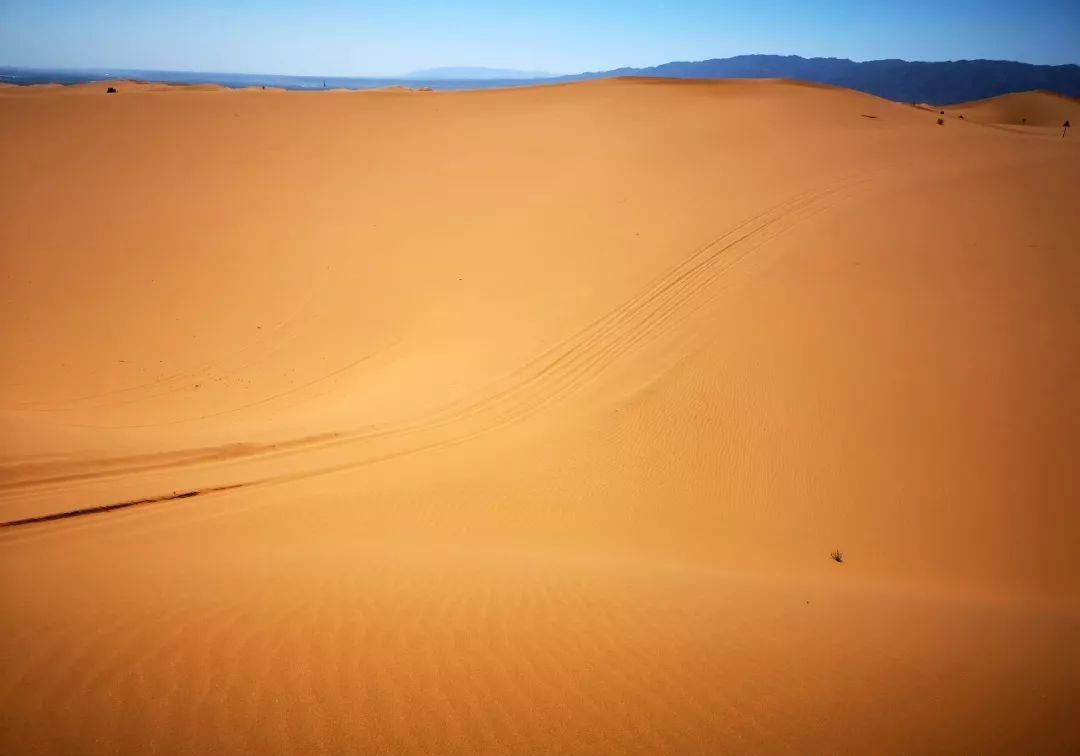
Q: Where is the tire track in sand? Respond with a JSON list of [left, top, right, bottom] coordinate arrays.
[[1, 175, 871, 526]]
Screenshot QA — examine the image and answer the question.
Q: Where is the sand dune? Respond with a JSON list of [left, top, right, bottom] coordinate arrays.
[[950, 89, 1078, 128], [2, 77, 1078, 753]]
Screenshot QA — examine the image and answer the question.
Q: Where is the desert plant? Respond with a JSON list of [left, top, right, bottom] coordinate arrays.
[[830, 549, 844, 563], [936, 118, 944, 126]]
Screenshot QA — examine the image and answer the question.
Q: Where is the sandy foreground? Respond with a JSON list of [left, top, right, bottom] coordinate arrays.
[[1, 78, 1078, 754]]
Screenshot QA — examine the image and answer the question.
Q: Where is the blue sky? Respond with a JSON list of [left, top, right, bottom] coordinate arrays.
[[2, 1, 1078, 76]]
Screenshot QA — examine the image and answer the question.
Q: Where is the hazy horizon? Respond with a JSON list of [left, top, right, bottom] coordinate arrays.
[[3, 52, 1078, 85], [2, 1, 1078, 77]]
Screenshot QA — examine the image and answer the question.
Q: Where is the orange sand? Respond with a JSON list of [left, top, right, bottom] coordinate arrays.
[[949, 89, 1077, 128], [2, 79, 1078, 754]]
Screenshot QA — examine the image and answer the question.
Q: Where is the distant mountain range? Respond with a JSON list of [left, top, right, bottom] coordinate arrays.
[[402, 67, 553, 80], [556, 55, 1080, 104], [3, 55, 1078, 103]]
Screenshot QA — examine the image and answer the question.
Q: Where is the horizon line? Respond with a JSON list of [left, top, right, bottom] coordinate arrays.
[[3, 53, 1078, 82]]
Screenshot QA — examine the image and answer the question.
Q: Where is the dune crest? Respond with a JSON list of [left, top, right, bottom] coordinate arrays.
[[949, 89, 1078, 127]]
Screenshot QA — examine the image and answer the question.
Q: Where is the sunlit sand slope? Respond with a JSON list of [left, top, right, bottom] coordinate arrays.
[[2, 78, 1078, 754], [949, 89, 1078, 127]]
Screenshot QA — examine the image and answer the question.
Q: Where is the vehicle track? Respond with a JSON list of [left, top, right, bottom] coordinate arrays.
[[1, 174, 871, 524]]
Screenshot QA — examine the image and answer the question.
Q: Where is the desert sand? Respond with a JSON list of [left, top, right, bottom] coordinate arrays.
[[949, 89, 1077, 128], [1, 78, 1078, 754]]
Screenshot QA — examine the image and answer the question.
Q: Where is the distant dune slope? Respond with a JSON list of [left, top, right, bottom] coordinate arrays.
[[950, 89, 1078, 127], [1, 78, 1078, 755]]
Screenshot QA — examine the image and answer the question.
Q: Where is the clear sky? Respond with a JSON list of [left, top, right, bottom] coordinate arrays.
[[2, 0, 1078, 76]]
